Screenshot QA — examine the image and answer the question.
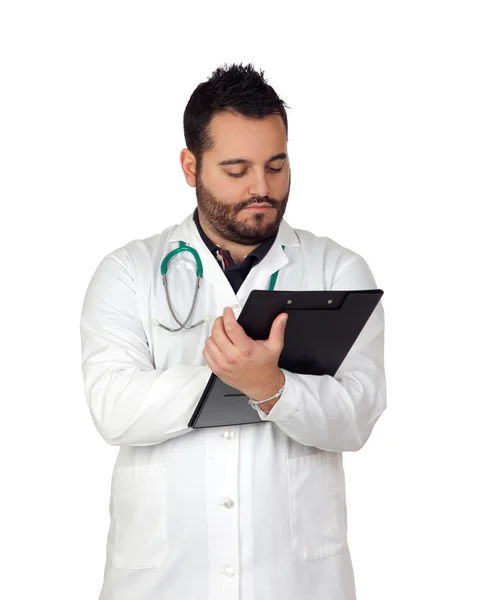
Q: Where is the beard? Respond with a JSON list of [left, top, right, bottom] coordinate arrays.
[[195, 170, 291, 245]]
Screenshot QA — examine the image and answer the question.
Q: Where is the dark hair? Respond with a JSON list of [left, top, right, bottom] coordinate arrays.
[[183, 62, 290, 172]]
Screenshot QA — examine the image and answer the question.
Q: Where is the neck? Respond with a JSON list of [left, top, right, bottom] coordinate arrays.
[[198, 211, 260, 264]]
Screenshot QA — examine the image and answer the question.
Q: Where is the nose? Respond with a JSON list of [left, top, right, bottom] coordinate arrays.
[[248, 168, 271, 198]]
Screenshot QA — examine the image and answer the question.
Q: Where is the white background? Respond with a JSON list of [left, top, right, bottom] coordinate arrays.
[[1, 1, 488, 598]]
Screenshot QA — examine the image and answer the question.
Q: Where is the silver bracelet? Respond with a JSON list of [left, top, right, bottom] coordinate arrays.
[[248, 381, 286, 408]]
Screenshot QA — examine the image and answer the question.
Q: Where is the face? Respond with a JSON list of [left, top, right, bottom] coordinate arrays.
[[194, 112, 291, 245]]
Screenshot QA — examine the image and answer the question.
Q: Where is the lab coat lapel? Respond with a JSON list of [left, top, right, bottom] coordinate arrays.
[[169, 213, 237, 305], [236, 235, 289, 304], [236, 218, 300, 304], [169, 212, 300, 307]]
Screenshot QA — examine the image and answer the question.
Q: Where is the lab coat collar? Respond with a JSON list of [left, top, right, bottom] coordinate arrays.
[[168, 211, 299, 304], [169, 210, 298, 248]]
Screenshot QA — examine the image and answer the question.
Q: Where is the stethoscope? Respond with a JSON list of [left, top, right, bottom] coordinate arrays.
[[155, 241, 282, 332]]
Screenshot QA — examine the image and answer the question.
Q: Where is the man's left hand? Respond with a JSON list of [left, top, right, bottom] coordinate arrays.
[[203, 307, 287, 401]]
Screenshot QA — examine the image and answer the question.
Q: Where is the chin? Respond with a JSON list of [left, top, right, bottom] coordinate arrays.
[[239, 209, 275, 221], [238, 214, 272, 229], [236, 220, 279, 240]]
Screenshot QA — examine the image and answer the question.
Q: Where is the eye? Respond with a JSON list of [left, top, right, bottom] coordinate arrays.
[[227, 167, 283, 178]]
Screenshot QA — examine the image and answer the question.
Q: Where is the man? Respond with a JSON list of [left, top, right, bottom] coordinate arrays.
[[80, 62, 386, 600]]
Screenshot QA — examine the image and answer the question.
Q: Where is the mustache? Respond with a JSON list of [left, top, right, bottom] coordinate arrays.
[[235, 197, 281, 212]]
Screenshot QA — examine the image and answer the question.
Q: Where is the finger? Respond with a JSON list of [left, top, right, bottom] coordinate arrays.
[[204, 336, 226, 366], [202, 346, 219, 374], [211, 315, 236, 357], [267, 312, 288, 353], [211, 316, 232, 343], [222, 306, 249, 346]]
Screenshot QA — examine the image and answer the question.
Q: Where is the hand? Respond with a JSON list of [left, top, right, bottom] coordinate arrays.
[[203, 307, 288, 401]]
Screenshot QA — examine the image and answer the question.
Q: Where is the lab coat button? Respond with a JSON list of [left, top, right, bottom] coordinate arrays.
[[223, 430, 235, 440], [220, 497, 234, 509], [223, 566, 235, 577]]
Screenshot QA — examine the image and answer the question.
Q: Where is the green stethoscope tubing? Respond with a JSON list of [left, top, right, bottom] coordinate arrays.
[[158, 241, 283, 332], [161, 243, 204, 277]]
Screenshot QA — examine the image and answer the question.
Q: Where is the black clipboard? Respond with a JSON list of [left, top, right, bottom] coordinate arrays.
[[188, 289, 383, 429]]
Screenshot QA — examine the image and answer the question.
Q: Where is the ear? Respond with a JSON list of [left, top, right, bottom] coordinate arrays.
[[180, 149, 197, 188]]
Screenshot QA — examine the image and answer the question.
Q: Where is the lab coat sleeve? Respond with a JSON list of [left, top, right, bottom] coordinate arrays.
[[79, 250, 211, 447], [254, 253, 387, 452]]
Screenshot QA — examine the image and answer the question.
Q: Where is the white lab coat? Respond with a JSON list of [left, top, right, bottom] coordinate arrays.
[[79, 211, 386, 600]]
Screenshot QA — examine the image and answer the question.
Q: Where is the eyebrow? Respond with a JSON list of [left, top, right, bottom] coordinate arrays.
[[217, 152, 287, 166]]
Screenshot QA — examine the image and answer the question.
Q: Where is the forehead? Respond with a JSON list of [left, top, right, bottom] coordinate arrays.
[[208, 112, 287, 158]]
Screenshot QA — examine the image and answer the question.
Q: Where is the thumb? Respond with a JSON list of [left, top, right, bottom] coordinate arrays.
[[268, 313, 288, 351]]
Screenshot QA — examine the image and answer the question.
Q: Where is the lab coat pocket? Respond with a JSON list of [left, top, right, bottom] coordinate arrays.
[[287, 452, 347, 561], [111, 463, 168, 569]]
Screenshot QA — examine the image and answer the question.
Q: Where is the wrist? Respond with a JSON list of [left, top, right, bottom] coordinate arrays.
[[248, 369, 285, 402]]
